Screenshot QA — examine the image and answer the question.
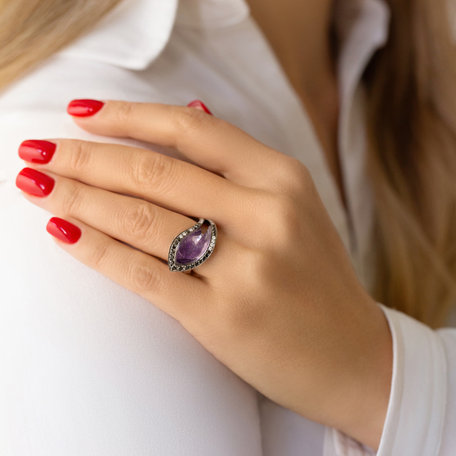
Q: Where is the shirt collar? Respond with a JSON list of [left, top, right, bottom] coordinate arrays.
[[57, 0, 390, 76], [175, 0, 249, 29], [335, 0, 390, 103], [57, 0, 179, 70]]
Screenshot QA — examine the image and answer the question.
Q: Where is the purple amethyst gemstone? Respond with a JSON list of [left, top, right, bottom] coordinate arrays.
[[175, 227, 212, 265]]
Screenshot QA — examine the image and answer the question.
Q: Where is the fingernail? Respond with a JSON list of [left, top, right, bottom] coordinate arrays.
[[187, 99, 212, 115], [67, 99, 105, 117], [15, 167, 55, 197], [18, 140, 56, 164], [46, 217, 81, 244]]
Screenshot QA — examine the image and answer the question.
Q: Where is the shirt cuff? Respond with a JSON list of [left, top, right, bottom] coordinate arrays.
[[324, 303, 447, 456]]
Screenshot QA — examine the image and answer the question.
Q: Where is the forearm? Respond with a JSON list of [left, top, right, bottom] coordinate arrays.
[[333, 302, 393, 450]]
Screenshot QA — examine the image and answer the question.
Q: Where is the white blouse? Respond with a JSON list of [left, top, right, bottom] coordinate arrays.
[[0, 0, 454, 455]]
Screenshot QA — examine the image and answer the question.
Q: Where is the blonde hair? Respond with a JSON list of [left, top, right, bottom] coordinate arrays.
[[364, 0, 456, 327], [1, 0, 455, 327], [0, 0, 123, 90]]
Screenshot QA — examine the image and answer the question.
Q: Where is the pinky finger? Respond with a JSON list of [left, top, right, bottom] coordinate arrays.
[[46, 217, 208, 323]]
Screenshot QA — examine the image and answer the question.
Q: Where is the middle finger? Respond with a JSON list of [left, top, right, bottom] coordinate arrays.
[[18, 139, 255, 229]]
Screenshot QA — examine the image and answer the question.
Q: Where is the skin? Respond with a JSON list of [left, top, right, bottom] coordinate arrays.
[[16, 100, 393, 450], [245, 0, 344, 210]]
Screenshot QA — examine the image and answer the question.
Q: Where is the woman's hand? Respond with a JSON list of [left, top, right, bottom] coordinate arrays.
[[15, 99, 392, 450]]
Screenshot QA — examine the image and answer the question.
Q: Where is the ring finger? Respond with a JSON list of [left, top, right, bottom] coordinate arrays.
[[15, 167, 223, 272]]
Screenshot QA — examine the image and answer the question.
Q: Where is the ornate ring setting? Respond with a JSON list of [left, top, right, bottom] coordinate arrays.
[[168, 218, 217, 272]]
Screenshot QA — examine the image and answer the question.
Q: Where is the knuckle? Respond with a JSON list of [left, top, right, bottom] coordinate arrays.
[[61, 182, 84, 215], [173, 106, 208, 136], [113, 101, 134, 125], [121, 203, 158, 243], [277, 195, 302, 235], [127, 259, 162, 292], [278, 158, 314, 194], [90, 240, 111, 270], [264, 194, 302, 241], [67, 140, 92, 172], [129, 153, 176, 194]]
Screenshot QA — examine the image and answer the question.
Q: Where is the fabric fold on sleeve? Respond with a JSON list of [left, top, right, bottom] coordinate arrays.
[[324, 303, 450, 456]]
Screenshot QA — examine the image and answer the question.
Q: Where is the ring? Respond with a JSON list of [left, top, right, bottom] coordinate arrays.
[[168, 218, 218, 272]]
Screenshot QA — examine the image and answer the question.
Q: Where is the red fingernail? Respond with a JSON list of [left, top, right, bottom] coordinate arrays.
[[16, 167, 55, 197], [187, 99, 212, 115], [67, 99, 104, 117], [46, 217, 81, 244], [18, 140, 56, 164]]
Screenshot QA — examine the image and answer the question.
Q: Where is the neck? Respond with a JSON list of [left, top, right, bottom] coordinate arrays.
[[246, 0, 345, 209], [246, 0, 336, 99]]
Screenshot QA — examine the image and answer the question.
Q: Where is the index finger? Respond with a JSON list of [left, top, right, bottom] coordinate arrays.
[[67, 99, 287, 189]]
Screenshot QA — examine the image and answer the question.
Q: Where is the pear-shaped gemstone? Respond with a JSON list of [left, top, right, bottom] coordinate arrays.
[[175, 226, 212, 265]]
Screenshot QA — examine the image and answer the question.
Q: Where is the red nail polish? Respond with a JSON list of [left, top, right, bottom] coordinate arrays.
[[187, 99, 212, 115], [18, 140, 56, 164], [67, 99, 104, 117], [15, 167, 55, 197], [46, 217, 81, 244]]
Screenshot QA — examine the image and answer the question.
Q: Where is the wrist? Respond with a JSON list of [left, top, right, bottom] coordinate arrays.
[[336, 302, 393, 450]]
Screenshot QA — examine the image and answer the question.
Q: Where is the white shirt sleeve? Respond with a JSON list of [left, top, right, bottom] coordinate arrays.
[[324, 303, 455, 456]]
